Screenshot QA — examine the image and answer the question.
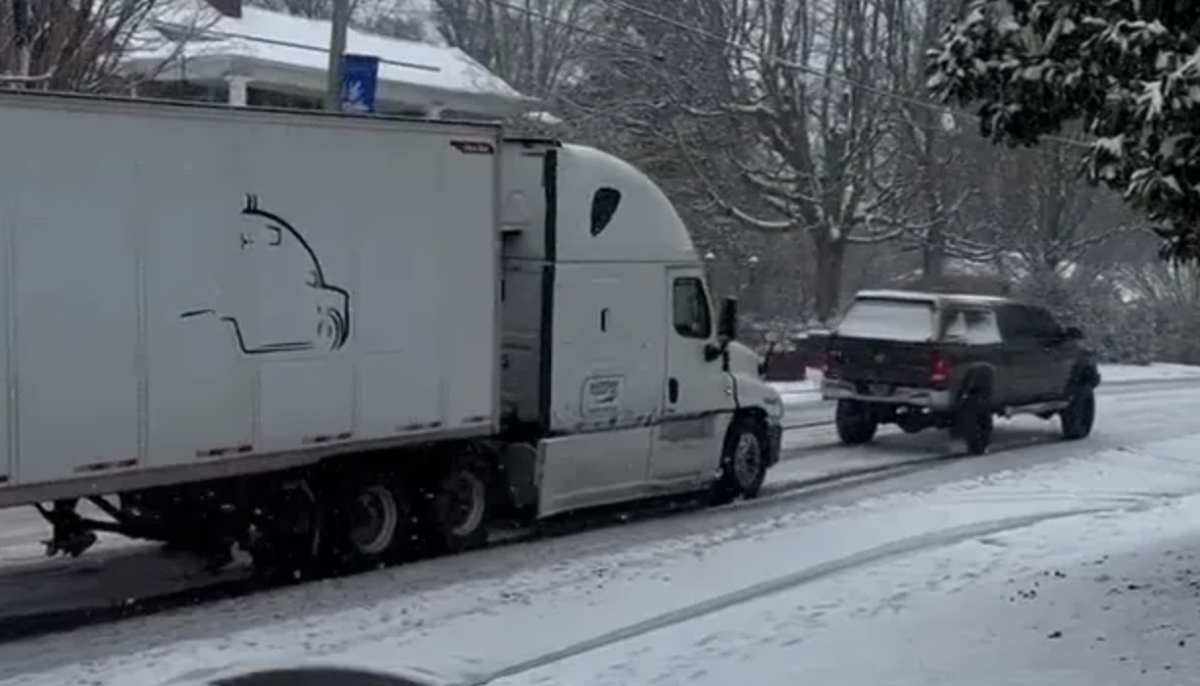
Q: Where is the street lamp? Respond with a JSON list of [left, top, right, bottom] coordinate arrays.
[[746, 255, 761, 313]]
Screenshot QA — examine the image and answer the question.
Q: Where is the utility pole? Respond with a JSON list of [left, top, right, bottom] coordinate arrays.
[[323, 0, 351, 110], [11, 0, 31, 84]]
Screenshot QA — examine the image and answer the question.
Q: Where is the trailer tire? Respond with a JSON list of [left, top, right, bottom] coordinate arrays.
[[711, 415, 769, 506], [419, 450, 491, 554], [835, 399, 878, 445], [325, 474, 416, 571], [249, 478, 325, 580]]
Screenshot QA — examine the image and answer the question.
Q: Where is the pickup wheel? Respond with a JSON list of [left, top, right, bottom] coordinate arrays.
[[711, 416, 769, 505], [1059, 386, 1096, 440], [954, 393, 993, 456], [835, 399, 878, 445]]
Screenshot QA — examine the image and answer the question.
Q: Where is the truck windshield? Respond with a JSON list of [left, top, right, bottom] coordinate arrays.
[[835, 298, 934, 342]]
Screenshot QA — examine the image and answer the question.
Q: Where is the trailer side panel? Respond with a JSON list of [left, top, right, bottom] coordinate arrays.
[[0, 94, 500, 488]]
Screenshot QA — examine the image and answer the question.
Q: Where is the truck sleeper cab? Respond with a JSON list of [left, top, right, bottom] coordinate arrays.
[[498, 140, 785, 518]]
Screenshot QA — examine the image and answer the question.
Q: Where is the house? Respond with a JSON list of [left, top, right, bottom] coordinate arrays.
[[119, 0, 534, 119]]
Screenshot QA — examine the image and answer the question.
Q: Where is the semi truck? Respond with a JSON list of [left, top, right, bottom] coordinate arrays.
[[0, 91, 784, 574]]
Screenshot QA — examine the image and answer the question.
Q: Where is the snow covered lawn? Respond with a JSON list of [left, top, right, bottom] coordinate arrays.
[[15, 429, 1200, 686], [1099, 362, 1200, 384], [773, 362, 1200, 408]]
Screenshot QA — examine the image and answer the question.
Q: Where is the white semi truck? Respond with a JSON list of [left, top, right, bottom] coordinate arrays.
[[0, 90, 784, 574]]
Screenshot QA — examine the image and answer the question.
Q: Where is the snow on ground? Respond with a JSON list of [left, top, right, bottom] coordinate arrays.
[[773, 362, 1200, 406], [11, 424, 1200, 686], [1099, 362, 1200, 383], [499, 483, 1200, 686]]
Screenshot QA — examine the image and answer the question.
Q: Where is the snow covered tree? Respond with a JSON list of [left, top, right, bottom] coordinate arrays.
[[926, 0, 1200, 262]]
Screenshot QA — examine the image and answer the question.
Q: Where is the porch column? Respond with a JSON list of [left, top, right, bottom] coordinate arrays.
[[226, 75, 251, 107]]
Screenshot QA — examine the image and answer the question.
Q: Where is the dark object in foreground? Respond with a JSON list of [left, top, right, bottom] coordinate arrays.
[[821, 290, 1100, 455], [214, 666, 436, 686]]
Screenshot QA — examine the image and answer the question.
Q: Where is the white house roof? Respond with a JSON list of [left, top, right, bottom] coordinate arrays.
[[122, 1, 535, 115]]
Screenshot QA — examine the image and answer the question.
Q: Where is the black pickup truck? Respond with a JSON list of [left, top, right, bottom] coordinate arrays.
[[820, 290, 1100, 455]]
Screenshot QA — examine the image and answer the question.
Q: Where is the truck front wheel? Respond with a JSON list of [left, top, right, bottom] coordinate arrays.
[[711, 416, 769, 505], [836, 400, 878, 445]]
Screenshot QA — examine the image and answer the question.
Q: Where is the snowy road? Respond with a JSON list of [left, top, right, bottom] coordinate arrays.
[[0, 373, 1199, 685]]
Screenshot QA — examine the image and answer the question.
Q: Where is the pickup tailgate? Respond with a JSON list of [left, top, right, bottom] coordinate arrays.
[[827, 337, 934, 387]]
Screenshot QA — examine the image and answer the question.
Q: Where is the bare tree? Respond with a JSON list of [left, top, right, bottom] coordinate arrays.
[[584, 0, 924, 321], [245, 0, 429, 41], [0, 0, 204, 92], [432, 0, 600, 98]]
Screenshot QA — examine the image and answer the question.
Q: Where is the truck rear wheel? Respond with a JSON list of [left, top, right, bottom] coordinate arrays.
[[325, 474, 415, 571], [711, 416, 768, 505], [1059, 386, 1096, 440], [419, 450, 491, 554], [835, 400, 878, 445], [954, 393, 993, 456]]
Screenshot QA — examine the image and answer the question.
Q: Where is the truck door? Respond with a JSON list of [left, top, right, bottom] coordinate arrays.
[[1028, 306, 1074, 397], [650, 267, 732, 483], [996, 304, 1039, 402]]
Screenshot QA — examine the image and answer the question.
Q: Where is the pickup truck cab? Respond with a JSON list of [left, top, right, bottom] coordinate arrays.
[[820, 290, 1100, 454]]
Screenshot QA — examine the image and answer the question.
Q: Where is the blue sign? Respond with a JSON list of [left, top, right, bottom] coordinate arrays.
[[340, 53, 380, 113]]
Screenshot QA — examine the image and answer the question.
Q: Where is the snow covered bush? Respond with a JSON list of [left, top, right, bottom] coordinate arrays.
[[927, 0, 1200, 262]]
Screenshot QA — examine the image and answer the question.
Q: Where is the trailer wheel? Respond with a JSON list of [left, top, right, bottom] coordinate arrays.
[[326, 475, 415, 570], [711, 415, 768, 505], [420, 451, 491, 554], [249, 478, 325, 580]]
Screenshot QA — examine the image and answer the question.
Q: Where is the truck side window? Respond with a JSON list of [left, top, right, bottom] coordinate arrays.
[[1027, 306, 1062, 337], [591, 187, 621, 236], [672, 277, 712, 339], [939, 307, 1001, 344], [998, 305, 1033, 341]]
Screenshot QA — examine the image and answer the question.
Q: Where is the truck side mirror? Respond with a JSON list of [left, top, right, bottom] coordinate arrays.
[[717, 297, 738, 341]]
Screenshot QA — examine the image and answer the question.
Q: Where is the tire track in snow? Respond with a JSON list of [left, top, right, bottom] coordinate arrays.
[[463, 505, 1125, 686]]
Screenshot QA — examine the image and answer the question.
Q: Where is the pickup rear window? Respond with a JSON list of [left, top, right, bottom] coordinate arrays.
[[835, 298, 934, 342]]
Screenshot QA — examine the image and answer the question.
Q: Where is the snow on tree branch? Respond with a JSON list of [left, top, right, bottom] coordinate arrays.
[[926, 0, 1200, 262]]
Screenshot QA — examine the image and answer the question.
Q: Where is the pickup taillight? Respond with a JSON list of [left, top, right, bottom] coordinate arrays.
[[929, 351, 949, 386]]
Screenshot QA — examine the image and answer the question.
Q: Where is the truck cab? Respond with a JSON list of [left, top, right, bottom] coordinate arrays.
[[498, 140, 784, 517]]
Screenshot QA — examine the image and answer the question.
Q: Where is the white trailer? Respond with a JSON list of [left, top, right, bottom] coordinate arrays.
[[0, 91, 784, 573]]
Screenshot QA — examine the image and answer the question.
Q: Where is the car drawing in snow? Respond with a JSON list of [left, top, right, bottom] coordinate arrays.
[[180, 194, 351, 354]]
